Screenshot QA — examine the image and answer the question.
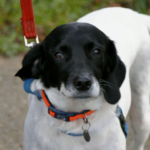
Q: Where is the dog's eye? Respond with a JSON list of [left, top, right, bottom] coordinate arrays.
[[93, 49, 101, 55], [54, 52, 64, 59]]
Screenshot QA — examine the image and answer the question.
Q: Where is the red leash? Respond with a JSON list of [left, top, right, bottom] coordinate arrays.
[[20, 0, 39, 47]]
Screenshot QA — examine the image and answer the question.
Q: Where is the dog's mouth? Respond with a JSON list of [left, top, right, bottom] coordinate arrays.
[[62, 91, 95, 100], [72, 93, 92, 99], [73, 95, 91, 99]]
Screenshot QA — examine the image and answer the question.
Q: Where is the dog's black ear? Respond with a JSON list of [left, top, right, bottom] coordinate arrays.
[[103, 40, 126, 104], [15, 43, 45, 80]]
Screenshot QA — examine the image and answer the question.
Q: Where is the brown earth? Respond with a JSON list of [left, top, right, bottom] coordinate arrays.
[[0, 55, 149, 150]]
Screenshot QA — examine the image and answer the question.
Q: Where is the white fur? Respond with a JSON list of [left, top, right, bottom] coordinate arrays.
[[23, 7, 150, 150]]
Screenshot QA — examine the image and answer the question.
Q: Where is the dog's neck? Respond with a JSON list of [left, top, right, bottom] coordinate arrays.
[[31, 79, 118, 136], [43, 87, 117, 131], [44, 87, 107, 112]]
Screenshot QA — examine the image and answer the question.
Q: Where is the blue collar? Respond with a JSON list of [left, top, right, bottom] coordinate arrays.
[[61, 130, 83, 136]]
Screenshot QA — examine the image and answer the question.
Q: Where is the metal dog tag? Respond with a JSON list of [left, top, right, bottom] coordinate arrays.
[[83, 130, 90, 142]]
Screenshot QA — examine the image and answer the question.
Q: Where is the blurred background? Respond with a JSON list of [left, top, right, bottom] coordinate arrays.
[[0, 0, 150, 149]]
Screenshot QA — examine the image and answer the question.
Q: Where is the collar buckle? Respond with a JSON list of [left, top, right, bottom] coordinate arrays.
[[48, 106, 70, 122]]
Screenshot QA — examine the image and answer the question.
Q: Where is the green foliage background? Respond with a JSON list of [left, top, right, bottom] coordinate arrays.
[[0, 0, 150, 56]]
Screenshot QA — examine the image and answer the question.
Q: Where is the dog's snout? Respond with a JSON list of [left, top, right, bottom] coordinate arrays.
[[73, 76, 92, 91]]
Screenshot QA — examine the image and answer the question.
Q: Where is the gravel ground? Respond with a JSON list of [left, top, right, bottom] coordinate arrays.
[[0, 55, 149, 150]]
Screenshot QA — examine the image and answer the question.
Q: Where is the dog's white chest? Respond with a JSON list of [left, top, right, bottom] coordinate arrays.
[[24, 95, 125, 150]]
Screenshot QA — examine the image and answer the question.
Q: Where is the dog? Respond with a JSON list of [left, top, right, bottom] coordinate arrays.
[[16, 7, 150, 150]]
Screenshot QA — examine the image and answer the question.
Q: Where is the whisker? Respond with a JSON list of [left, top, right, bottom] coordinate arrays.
[[99, 83, 115, 90], [98, 79, 115, 90], [98, 79, 113, 85]]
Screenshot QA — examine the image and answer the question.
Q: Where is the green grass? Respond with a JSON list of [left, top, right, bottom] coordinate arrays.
[[0, 0, 149, 56]]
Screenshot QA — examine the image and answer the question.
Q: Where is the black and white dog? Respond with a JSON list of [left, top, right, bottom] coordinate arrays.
[[16, 7, 150, 150]]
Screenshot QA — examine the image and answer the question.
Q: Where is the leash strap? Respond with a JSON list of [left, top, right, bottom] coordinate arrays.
[[20, 0, 37, 39], [20, 0, 39, 47]]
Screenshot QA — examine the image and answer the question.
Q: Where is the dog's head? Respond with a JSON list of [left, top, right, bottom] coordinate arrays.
[[16, 22, 126, 104]]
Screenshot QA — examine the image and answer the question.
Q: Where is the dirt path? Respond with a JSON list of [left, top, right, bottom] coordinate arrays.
[[0, 55, 149, 150], [0, 55, 27, 150]]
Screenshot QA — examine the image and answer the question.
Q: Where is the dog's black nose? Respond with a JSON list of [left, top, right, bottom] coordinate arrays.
[[73, 77, 92, 91]]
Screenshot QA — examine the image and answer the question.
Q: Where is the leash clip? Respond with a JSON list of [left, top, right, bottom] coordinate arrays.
[[24, 36, 39, 48]]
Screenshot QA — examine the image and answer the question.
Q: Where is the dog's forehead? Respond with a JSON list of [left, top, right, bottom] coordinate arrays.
[[46, 22, 108, 44]]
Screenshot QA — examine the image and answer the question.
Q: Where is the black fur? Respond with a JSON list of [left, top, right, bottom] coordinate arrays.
[[15, 22, 126, 104]]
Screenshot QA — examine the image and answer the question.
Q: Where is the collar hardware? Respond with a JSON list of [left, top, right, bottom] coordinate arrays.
[[82, 119, 91, 142]]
